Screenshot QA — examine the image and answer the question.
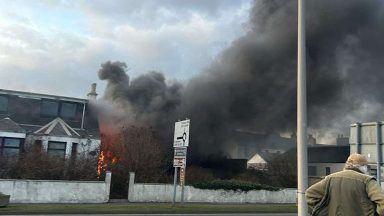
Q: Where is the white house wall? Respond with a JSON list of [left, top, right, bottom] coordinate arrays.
[[0, 132, 26, 139], [35, 135, 100, 158]]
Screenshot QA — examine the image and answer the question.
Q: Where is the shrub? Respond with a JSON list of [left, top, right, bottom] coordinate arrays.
[[190, 179, 280, 192]]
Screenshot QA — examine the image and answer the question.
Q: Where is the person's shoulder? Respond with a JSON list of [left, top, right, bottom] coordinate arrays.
[[329, 169, 375, 182]]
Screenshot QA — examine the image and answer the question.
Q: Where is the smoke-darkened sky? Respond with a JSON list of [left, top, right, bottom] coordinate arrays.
[[99, 0, 384, 156]]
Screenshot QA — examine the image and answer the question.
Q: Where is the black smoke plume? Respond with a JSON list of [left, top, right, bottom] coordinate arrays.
[[98, 0, 384, 159]]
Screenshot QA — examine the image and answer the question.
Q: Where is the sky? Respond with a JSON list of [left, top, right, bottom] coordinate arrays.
[[0, 0, 252, 98]]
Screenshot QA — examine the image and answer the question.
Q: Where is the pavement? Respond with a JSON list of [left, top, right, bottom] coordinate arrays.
[[4, 214, 297, 216]]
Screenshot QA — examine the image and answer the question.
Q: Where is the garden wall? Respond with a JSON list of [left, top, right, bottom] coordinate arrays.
[[0, 172, 111, 203], [127, 172, 296, 203]]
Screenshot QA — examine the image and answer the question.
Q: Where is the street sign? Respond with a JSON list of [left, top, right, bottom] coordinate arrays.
[[180, 167, 185, 186], [173, 157, 186, 167], [174, 147, 187, 157], [173, 119, 190, 147]]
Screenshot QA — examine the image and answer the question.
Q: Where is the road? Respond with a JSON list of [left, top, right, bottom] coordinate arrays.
[[6, 214, 297, 216]]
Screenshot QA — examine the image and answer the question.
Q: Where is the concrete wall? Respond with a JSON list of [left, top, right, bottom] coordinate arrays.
[[0, 172, 111, 203], [127, 173, 296, 203]]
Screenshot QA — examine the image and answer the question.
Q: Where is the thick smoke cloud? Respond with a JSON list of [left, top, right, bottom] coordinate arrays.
[[99, 0, 384, 158], [98, 61, 182, 130]]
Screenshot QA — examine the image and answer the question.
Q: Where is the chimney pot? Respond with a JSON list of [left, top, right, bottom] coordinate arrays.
[[87, 83, 98, 100]]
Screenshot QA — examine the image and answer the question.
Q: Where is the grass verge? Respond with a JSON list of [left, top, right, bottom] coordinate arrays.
[[0, 203, 297, 215]]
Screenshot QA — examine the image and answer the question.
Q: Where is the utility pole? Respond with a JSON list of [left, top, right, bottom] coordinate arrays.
[[297, 0, 308, 215]]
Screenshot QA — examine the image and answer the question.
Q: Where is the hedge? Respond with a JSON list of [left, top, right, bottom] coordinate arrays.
[[190, 179, 280, 192]]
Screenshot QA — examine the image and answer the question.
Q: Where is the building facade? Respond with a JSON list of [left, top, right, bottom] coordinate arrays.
[[0, 84, 100, 159]]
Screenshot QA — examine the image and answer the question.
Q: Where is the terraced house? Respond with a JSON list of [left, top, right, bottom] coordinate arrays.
[[0, 84, 100, 159]]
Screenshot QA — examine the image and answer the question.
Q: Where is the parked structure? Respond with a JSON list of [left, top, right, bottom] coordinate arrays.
[[350, 122, 384, 182], [0, 84, 100, 159]]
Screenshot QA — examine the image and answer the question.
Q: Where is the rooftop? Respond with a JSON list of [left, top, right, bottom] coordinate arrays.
[[0, 88, 87, 103]]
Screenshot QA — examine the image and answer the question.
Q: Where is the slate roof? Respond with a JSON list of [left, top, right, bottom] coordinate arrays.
[[34, 117, 81, 138], [0, 117, 26, 133]]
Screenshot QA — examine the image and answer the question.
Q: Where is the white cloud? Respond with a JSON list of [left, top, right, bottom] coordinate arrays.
[[0, 0, 252, 98]]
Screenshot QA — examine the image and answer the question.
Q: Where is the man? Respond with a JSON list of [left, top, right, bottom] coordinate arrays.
[[306, 153, 384, 216]]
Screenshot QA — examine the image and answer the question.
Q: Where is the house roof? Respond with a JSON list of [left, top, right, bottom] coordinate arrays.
[[247, 153, 267, 164], [0, 117, 26, 133], [0, 88, 87, 103], [34, 117, 81, 138]]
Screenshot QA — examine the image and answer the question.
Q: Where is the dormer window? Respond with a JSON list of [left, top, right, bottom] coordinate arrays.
[[41, 100, 59, 116], [60, 102, 77, 118], [0, 95, 8, 112]]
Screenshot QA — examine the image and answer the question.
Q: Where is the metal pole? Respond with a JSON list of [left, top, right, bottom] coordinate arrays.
[[172, 167, 178, 204], [376, 122, 381, 185], [297, 0, 308, 215], [356, 123, 361, 153]]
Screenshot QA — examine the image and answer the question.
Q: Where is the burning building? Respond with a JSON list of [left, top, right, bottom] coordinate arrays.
[[97, 0, 384, 162], [0, 84, 100, 159]]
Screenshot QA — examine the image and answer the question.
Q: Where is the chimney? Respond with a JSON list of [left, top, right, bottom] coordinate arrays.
[[87, 83, 98, 101]]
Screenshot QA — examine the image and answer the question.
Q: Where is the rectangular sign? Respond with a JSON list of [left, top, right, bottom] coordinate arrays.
[[180, 167, 186, 186], [174, 147, 187, 157], [173, 157, 186, 167], [173, 119, 190, 147]]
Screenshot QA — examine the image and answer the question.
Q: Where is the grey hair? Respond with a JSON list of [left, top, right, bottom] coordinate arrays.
[[344, 161, 364, 170]]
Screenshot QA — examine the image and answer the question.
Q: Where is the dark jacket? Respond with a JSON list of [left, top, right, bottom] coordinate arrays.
[[306, 168, 384, 216]]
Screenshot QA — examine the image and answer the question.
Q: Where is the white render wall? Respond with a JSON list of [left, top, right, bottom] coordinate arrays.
[[25, 135, 100, 159], [127, 172, 296, 204], [0, 172, 111, 203], [129, 183, 296, 203]]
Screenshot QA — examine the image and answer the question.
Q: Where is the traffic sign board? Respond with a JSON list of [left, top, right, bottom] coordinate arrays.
[[173, 157, 186, 167], [174, 147, 187, 157], [180, 167, 185, 186], [173, 119, 190, 147]]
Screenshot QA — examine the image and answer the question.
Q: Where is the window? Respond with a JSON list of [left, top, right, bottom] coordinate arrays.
[[60, 102, 77, 118], [308, 166, 317, 176], [325, 167, 331, 175], [0, 95, 8, 112], [1, 138, 21, 157], [41, 100, 59, 116], [47, 141, 66, 158]]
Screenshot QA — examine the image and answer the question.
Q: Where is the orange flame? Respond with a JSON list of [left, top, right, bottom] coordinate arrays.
[[97, 150, 106, 177]]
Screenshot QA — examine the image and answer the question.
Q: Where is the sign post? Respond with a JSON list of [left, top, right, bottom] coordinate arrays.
[[172, 166, 178, 204], [172, 119, 190, 204]]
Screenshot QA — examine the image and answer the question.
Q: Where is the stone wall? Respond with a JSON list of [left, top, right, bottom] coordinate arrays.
[[127, 173, 296, 203], [0, 172, 111, 203]]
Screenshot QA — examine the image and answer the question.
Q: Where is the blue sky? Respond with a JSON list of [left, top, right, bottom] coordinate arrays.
[[0, 0, 252, 98]]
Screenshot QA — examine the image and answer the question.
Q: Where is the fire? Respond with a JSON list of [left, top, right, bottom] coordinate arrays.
[[97, 150, 106, 177], [97, 122, 123, 177]]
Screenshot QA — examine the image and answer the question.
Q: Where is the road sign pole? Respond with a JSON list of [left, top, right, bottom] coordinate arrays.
[[172, 167, 178, 204]]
